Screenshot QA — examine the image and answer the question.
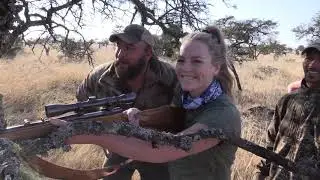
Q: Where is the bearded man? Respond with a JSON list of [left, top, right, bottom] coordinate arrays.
[[76, 24, 177, 180]]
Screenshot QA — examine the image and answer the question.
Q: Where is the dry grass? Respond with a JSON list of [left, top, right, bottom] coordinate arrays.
[[0, 47, 304, 179]]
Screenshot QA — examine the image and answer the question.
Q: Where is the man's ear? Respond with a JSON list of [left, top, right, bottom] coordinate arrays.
[[144, 45, 153, 60]]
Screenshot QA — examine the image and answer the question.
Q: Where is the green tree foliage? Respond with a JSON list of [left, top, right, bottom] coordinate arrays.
[[295, 45, 305, 55], [293, 11, 320, 41], [57, 37, 94, 64], [215, 16, 278, 60]]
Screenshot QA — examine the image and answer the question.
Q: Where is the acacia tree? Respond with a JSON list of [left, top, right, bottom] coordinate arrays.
[[1, 0, 244, 90], [215, 16, 278, 61], [97, 39, 109, 48], [293, 11, 320, 41], [294, 45, 305, 55], [257, 40, 288, 58], [57, 37, 95, 61]]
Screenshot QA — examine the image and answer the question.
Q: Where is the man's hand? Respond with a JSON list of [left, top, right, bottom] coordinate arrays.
[[122, 108, 141, 126]]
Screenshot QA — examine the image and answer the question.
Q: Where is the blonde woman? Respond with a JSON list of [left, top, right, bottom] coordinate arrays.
[[57, 26, 241, 180]]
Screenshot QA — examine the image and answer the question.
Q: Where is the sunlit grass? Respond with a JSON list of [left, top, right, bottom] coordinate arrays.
[[0, 47, 303, 179]]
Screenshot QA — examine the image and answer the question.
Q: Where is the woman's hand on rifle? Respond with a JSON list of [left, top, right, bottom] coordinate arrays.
[[123, 108, 141, 126]]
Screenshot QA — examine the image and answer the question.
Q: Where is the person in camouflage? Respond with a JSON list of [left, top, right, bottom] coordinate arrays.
[[76, 24, 177, 180], [254, 40, 320, 180]]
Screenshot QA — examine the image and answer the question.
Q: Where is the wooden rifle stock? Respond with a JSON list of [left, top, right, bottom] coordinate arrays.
[[0, 105, 184, 141], [0, 105, 185, 180]]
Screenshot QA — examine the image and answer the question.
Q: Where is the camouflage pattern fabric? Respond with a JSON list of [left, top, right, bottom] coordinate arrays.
[[256, 79, 320, 180]]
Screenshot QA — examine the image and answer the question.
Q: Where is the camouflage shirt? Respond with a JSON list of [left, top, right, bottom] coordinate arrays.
[[76, 58, 178, 110], [258, 79, 320, 180]]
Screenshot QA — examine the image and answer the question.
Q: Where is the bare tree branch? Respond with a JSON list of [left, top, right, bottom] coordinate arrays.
[[293, 12, 320, 42], [1, 0, 214, 63]]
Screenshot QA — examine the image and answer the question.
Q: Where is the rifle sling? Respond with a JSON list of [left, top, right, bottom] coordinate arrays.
[[27, 156, 124, 180]]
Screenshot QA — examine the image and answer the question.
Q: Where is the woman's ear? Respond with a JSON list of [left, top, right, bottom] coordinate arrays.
[[212, 64, 221, 76]]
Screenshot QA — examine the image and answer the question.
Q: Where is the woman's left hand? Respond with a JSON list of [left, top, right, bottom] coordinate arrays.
[[123, 108, 141, 126]]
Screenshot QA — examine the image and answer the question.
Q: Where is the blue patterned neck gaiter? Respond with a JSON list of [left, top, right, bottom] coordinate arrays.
[[182, 80, 223, 110]]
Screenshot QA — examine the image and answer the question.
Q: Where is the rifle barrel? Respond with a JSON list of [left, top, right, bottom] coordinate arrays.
[[0, 108, 127, 141]]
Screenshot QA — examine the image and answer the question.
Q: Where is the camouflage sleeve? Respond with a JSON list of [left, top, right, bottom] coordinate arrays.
[[266, 103, 282, 151], [76, 72, 97, 102], [76, 63, 112, 102], [255, 95, 289, 177]]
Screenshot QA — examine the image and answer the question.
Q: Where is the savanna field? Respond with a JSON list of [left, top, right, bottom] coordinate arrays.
[[0, 46, 304, 179]]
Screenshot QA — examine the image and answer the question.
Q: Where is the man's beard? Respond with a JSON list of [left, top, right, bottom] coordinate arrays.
[[303, 64, 320, 87], [304, 70, 320, 86], [115, 57, 147, 81]]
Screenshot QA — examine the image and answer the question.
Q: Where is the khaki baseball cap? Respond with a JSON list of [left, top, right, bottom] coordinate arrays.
[[109, 24, 155, 48], [302, 40, 320, 55]]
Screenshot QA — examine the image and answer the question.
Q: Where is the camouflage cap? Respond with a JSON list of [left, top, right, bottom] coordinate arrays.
[[109, 24, 155, 48], [302, 40, 320, 55]]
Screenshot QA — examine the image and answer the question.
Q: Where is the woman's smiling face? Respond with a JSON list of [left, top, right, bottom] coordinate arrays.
[[175, 40, 220, 97]]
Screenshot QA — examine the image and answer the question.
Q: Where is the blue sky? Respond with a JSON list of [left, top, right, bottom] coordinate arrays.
[[210, 0, 319, 48], [27, 0, 319, 48]]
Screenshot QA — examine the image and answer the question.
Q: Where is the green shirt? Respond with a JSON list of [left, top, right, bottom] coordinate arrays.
[[169, 94, 241, 180]]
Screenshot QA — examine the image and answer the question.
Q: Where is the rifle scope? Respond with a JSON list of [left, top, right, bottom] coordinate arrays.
[[45, 93, 136, 117]]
